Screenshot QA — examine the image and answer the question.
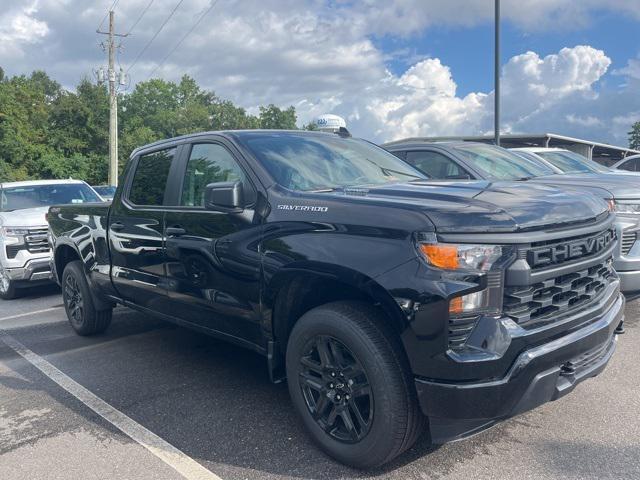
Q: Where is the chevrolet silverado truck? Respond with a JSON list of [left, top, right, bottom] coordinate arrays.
[[0, 179, 102, 299], [384, 140, 640, 293], [49, 130, 624, 468]]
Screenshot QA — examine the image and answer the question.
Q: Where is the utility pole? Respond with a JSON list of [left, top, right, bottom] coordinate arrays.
[[494, 0, 501, 146], [97, 11, 127, 186]]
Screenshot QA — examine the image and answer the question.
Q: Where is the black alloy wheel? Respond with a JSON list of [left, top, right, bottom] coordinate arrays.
[[298, 335, 373, 443], [64, 273, 84, 328]]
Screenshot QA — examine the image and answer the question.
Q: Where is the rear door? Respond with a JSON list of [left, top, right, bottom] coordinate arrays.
[[109, 145, 182, 311], [162, 139, 264, 347]]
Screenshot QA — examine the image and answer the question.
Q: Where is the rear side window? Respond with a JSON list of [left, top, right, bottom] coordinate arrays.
[[129, 148, 175, 206], [406, 150, 468, 179], [180, 143, 249, 207]]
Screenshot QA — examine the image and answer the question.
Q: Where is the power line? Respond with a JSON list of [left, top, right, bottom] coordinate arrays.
[[126, 0, 156, 35], [126, 0, 186, 75], [147, 0, 220, 79], [97, 0, 120, 31]]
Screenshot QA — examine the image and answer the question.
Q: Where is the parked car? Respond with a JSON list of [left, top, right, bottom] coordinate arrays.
[[0, 179, 102, 299], [384, 140, 640, 293], [49, 130, 624, 468], [611, 154, 640, 173], [92, 185, 117, 201]]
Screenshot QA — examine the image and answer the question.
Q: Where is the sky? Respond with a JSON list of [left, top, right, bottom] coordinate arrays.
[[1, 0, 640, 146]]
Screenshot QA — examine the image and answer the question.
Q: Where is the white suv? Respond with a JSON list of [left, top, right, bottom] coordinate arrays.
[[0, 179, 102, 299]]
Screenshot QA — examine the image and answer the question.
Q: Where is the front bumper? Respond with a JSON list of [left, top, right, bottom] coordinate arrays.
[[4, 258, 53, 284], [416, 291, 625, 443]]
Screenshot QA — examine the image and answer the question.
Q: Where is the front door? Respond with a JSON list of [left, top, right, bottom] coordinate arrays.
[[163, 141, 264, 346], [109, 146, 179, 311]]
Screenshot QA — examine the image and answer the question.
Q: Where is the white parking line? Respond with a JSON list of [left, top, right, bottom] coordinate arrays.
[[0, 330, 223, 480], [0, 306, 63, 322]]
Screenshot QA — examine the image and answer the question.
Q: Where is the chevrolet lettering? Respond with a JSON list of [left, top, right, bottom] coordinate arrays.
[[529, 229, 617, 268]]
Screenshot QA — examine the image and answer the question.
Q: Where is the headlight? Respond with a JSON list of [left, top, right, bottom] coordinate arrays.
[[0, 226, 29, 246], [417, 242, 502, 272], [416, 236, 504, 316], [614, 201, 640, 216]]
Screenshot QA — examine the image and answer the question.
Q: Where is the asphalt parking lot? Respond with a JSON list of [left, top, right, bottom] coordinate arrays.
[[0, 286, 639, 480]]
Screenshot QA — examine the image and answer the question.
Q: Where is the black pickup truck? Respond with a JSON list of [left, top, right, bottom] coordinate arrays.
[[48, 130, 624, 468]]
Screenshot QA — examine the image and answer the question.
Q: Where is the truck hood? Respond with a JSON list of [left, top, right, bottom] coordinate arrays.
[[337, 180, 609, 233], [0, 207, 49, 228], [531, 173, 640, 200]]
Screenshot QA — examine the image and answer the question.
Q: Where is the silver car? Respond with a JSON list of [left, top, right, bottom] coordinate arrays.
[[0, 179, 102, 299]]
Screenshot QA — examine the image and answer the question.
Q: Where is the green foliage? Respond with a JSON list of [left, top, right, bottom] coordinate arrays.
[[0, 69, 299, 185], [259, 104, 297, 129], [630, 122, 640, 150]]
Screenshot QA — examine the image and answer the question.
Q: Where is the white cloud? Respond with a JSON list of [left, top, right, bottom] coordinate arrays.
[[613, 56, 640, 80], [1, 1, 639, 146], [348, 0, 640, 35], [0, 1, 49, 58]]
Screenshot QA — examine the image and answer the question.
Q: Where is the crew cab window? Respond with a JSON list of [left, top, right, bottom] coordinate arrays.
[[128, 148, 175, 206], [180, 143, 247, 207], [405, 151, 469, 179]]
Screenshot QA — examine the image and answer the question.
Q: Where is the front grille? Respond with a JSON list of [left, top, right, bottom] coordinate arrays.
[[621, 231, 636, 255], [25, 228, 50, 254], [504, 261, 615, 327]]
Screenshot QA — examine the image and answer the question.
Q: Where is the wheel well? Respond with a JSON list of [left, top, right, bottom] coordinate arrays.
[[271, 274, 403, 356], [54, 244, 80, 282]]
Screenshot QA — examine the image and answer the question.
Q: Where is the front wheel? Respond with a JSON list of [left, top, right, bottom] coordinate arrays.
[[0, 264, 19, 300], [62, 261, 112, 335], [286, 301, 425, 468]]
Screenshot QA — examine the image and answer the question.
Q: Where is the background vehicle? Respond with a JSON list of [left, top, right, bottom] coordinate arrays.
[[384, 140, 640, 293], [49, 131, 623, 468], [611, 154, 640, 173], [92, 185, 117, 201], [0, 179, 102, 299]]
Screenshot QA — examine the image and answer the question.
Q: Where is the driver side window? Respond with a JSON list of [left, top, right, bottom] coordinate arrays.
[[405, 150, 469, 179], [180, 143, 251, 207]]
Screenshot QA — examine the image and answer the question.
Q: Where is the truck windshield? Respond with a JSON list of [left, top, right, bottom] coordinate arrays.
[[0, 183, 101, 212], [240, 132, 425, 191], [536, 150, 611, 174], [453, 144, 556, 180]]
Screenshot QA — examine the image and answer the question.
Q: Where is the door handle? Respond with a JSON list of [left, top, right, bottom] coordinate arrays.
[[166, 227, 186, 237], [110, 222, 125, 232]]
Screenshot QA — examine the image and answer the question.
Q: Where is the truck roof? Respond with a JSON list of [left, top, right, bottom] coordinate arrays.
[[130, 129, 344, 157], [0, 179, 86, 189]]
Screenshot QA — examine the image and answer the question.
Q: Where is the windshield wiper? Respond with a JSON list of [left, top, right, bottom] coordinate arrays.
[[307, 187, 337, 193]]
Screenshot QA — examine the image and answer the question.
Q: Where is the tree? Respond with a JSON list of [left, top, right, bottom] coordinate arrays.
[[258, 104, 297, 129], [0, 70, 300, 184], [630, 122, 640, 150]]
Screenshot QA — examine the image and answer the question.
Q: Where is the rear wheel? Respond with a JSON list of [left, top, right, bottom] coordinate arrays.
[[62, 261, 112, 335], [286, 301, 425, 468], [0, 265, 19, 300]]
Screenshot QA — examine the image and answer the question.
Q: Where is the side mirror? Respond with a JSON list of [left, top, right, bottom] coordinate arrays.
[[204, 181, 244, 213]]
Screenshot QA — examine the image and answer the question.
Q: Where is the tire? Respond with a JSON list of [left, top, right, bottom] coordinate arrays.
[[0, 264, 19, 300], [62, 260, 112, 335], [286, 301, 425, 469]]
